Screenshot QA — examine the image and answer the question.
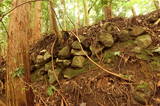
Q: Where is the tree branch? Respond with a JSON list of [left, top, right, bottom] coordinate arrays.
[[0, 0, 48, 21]]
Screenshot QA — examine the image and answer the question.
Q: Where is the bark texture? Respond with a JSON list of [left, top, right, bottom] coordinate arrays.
[[7, 0, 34, 106]]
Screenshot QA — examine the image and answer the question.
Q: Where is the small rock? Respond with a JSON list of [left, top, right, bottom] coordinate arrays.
[[152, 47, 160, 54], [98, 33, 114, 47], [118, 30, 132, 41], [56, 58, 71, 66], [44, 51, 51, 60], [36, 55, 44, 63], [63, 68, 85, 79], [48, 68, 61, 84], [31, 67, 47, 82], [71, 56, 86, 68], [40, 49, 47, 55], [45, 62, 52, 70], [58, 46, 71, 58], [135, 34, 152, 48], [72, 41, 81, 50], [130, 26, 145, 36], [71, 49, 86, 56]]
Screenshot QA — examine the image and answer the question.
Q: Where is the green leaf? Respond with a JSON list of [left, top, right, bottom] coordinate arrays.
[[12, 66, 25, 78], [114, 51, 121, 56], [47, 85, 57, 96], [137, 82, 148, 89]]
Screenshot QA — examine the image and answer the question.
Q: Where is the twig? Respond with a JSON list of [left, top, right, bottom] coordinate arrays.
[[50, 38, 69, 106], [154, 18, 160, 25], [88, 0, 99, 14], [50, 38, 61, 87]]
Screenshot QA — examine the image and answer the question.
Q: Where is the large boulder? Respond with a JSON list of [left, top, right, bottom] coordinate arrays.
[[135, 34, 152, 48], [71, 56, 86, 68], [98, 33, 114, 47]]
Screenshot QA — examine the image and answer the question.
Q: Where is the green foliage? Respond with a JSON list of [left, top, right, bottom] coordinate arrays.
[[47, 85, 57, 96], [12, 66, 25, 78], [0, 0, 11, 55], [122, 74, 132, 80], [137, 82, 148, 89]]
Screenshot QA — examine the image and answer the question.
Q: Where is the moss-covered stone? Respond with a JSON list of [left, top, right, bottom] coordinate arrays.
[[45, 62, 52, 70], [135, 34, 152, 48], [71, 49, 86, 56], [63, 68, 85, 79], [72, 41, 81, 50], [36, 55, 44, 63], [48, 68, 62, 84], [98, 33, 114, 47], [130, 26, 145, 36], [31, 68, 47, 82], [71, 56, 86, 68], [44, 51, 51, 60], [118, 30, 132, 41], [58, 46, 71, 58], [56, 58, 71, 67]]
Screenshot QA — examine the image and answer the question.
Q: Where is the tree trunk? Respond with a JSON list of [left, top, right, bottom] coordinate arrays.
[[32, 1, 42, 44], [7, 0, 34, 106], [83, 0, 89, 26], [75, 0, 80, 29], [49, 0, 62, 40], [103, 5, 112, 20], [61, 0, 67, 30], [131, 6, 136, 16]]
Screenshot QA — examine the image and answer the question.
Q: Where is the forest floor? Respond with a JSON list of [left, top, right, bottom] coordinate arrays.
[[1, 10, 160, 106]]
